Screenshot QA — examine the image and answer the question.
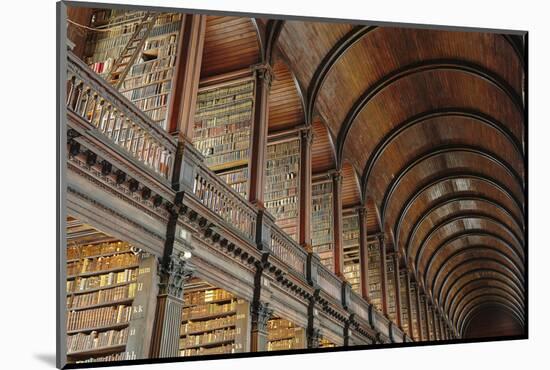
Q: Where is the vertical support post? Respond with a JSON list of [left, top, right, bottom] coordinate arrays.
[[424, 297, 432, 341], [167, 14, 206, 138], [166, 14, 206, 190], [149, 252, 194, 358], [298, 128, 313, 251], [332, 171, 344, 276], [378, 235, 389, 317], [415, 284, 423, 341], [248, 64, 273, 208], [357, 207, 370, 301], [404, 271, 414, 338], [393, 255, 402, 329]]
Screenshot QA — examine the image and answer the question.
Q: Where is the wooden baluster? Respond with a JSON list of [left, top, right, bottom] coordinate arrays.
[[88, 93, 99, 124], [73, 82, 84, 112], [125, 121, 134, 151], [98, 103, 109, 133], [66, 75, 75, 105], [77, 88, 91, 117], [142, 137, 151, 165]]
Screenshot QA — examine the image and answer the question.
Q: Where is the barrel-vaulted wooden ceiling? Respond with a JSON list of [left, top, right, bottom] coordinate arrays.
[[199, 15, 526, 339]]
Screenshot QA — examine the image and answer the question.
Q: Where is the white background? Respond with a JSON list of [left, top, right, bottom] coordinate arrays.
[[0, 0, 545, 368]]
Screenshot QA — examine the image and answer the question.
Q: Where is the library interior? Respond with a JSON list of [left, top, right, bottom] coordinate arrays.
[[63, 6, 526, 364]]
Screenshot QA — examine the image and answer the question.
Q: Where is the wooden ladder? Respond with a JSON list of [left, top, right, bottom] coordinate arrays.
[[106, 12, 159, 88]]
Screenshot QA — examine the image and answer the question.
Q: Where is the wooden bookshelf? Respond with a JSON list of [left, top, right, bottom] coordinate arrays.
[[84, 10, 182, 128], [367, 239, 383, 312], [192, 78, 255, 197], [180, 281, 249, 356], [342, 213, 361, 293], [265, 139, 301, 241], [267, 317, 305, 351], [66, 241, 139, 363], [399, 270, 410, 335], [311, 180, 334, 270], [386, 254, 397, 323]]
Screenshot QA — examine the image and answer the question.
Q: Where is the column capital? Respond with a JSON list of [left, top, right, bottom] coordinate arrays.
[[331, 169, 343, 183], [357, 205, 368, 218], [250, 301, 274, 333], [158, 252, 194, 299], [299, 126, 314, 145], [252, 62, 274, 89]]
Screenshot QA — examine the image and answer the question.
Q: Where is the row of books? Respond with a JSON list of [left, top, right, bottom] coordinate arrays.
[[265, 140, 300, 242], [68, 283, 137, 309], [121, 80, 171, 102], [67, 328, 128, 354], [184, 289, 234, 305], [267, 337, 303, 351], [143, 34, 177, 52], [194, 132, 250, 157], [67, 269, 137, 293], [197, 81, 254, 103], [127, 56, 177, 79], [319, 337, 336, 348], [182, 301, 237, 320], [195, 99, 253, 120], [120, 68, 173, 91], [180, 328, 236, 348], [180, 343, 238, 357], [217, 168, 248, 198], [194, 115, 252, 137], [343, 264, 361, 293], [67, 253, 139, 276], [180, 315, 236, 335], [74, 352, 132, 363], [204, 150, 249, 169], [132, 93, 170, 113], [67, 305, 133, 331], [67, 241, 132, 261]]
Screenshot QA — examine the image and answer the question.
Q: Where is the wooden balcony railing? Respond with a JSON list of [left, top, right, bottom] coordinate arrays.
[[317, 264, 343, 303], [270, 226, 307, 275], [349, 290, 370, 323], [192, 162, 257, 242], [66, 52, 176, 181]]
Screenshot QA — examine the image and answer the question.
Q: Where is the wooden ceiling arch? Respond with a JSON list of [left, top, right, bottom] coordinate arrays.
[[378, 146, 524, 227], [412, 214, 524, 274], [452, 287, 525, 328], [425, 238, 525, 295], [460, 303, 524, 337], [446, 276, 524, 318], [251, 19, 525, 337], [432, 253, 524, 307], [442, 269, 524, 315], [394, 175, 525, 253], [456, 295, 525, 336], [403, 197, 524, 260]]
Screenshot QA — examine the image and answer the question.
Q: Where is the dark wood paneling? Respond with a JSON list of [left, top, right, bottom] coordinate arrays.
[[463, 307, 524, 338], [341, 162, 361, 208], [201, 16, 260, 77], [268, 59, 304, 131], [311, 118, 336, 174]]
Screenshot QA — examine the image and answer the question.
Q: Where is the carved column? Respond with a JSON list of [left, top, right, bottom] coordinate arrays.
[[167, 14, 207, 189], [393, 255, 402, 329], [415, 283, 423, 341], [332, 171, 344, 276], [404, 270, 414, 338], [250, 301, 273, 352], [434, 311, 441, 340], [357, 207, 370, 301], [150, 252, 194, 358], [440, 316, 447, 340], [298, 128, 313, 251], [248, 63, 273, 208], [378, 235, 389, 317]]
